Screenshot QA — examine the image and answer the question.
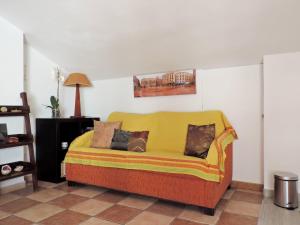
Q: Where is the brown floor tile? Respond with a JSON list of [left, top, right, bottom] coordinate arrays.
[[96, 204, 141, 224], [0, 193, 20, 206], [225, 200, 261, 217], [171, 218, 206, 225], [0, 215, 32, 225], [27, 188, 66, 203], [231, 190, 263, 204], [127, 211, 174, 225], [49, 194, 88, 209], [94, 190, 129, 203], [216, 212, 258, 225], [70, 199, 113, 216], [0, 197, 39, 214], [147, 200, 185, 217], [118, 194, 156, 210], [41, 210, 89, 225], [15, 203, 64, 223]]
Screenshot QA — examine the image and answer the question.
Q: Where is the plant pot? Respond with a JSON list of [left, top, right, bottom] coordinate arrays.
[[52, 109, 61, 118]]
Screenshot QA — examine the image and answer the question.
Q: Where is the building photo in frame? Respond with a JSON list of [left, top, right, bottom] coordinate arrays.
[[133, 69, 196, 98]]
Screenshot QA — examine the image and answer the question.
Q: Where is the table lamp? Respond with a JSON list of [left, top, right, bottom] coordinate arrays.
[[64, 73, 91, 117]]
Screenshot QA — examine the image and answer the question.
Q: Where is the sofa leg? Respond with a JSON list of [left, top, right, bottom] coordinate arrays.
[[227, 184, 231, 190], [204, 207, 215, 216], [67, 181, 78, 187]]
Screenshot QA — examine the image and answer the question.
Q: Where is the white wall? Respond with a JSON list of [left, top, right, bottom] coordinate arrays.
[[24, 45, 75, 136], [264, 52, 300, 193], [81, 65, 263, 184], [24, 43, 263, 185], [0, 17, 24, 188]]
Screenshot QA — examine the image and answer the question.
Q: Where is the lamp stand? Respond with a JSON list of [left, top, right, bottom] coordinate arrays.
[[74, 84, 81, 117]]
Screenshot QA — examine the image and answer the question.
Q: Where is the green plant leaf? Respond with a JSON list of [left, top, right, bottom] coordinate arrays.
[[50, 96, 59, 109]]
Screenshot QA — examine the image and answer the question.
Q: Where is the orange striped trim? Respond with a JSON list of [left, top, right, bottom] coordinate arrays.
[[68, 150, 219, 169], [214, 128, 236, 181], [66, 154, 221, 175]]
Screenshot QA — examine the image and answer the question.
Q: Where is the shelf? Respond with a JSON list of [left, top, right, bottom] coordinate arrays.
[[0, 92, 38, 191], [0, 112, 28, 117], [0, 134, 33, 149], [0, 161, 34, 182], [0, 106, 29, 117]]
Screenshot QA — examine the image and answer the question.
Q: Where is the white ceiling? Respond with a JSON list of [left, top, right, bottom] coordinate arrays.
[[0, 0, 300, 80]]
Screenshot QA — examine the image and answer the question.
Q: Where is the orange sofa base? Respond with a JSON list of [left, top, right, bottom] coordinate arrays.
[[66, 144, 232, 210]]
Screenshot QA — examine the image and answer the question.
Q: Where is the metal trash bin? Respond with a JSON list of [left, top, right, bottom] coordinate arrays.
[[274, 172, 298, 209]]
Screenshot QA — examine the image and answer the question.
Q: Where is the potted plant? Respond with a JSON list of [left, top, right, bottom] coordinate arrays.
[[44, 67, 64, 118], [45, 96, 60, 118]]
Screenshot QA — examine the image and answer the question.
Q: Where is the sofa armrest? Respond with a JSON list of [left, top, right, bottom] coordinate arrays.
[[69, 130, 94, 149]]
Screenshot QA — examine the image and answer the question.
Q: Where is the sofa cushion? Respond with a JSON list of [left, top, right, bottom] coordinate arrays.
[[184, 124, 215, 159], [111, 129, 131, 150], [91, 121, 122, 148], [128, 131, 149, 152], [111, 129, 149, 152]]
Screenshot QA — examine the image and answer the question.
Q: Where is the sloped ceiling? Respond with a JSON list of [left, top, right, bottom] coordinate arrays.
[[0, 0, 300, 80]]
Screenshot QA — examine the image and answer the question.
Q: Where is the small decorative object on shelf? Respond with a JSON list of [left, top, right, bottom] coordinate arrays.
[[10, 109, 22, 113], [0, 107, 8, 112], [14, 165, 24, 172], [7, 136, 19, 143], [1, 165, 12, 175]]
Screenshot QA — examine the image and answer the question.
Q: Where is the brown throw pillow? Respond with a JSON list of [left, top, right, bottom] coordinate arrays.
[[110, 129, 149, 152], [91, 121, 122, 148], [184, 124, 215, 159], [128, 131, 149, 152]]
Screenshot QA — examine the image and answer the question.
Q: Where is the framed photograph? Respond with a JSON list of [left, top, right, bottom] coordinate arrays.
[[133, 69, 196, 98]]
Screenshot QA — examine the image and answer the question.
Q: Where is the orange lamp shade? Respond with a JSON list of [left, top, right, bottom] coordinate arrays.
[[64, 73, 92, 117], [64, 73, 92, 87]]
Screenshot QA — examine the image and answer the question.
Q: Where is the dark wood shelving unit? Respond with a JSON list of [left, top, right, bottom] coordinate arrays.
[[36, 117, 99, 183], [0, 92, 38, 190]]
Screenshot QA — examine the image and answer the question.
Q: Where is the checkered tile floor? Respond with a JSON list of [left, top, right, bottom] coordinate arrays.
[[0, 181, 262, 225]]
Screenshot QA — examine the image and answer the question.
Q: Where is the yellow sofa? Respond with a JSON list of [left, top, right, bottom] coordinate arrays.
[[65, 111, 237, 215]]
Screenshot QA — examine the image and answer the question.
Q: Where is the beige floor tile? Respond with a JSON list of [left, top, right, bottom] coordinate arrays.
[[118, 194, 156, 210], [222, 189, 235, 200], [27, 188, 66, 202], [72, 186, 107, 198], [70, 199, 113, 216], [225, 200, 261, 217], [0, 210, 10, 220], [126, 211, 174, 225], [0, 193, 20, 206], [79, 217, 119, 225], [179, 206, 221, 224], [15, 203, 64, 222]]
